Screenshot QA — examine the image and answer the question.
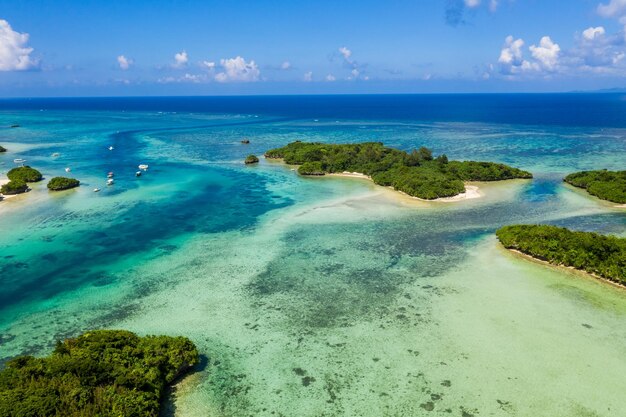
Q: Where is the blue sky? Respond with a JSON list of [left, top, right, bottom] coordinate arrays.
[[2, 0, 626, 96]]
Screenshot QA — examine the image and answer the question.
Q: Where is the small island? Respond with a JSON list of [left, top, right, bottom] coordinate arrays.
[[1, 179, 28, 195], [0, 330, 199, 416], [564, 170, 626, 204], [245, 154, 259, 164], [496, 224, 626, 286], [265, 141, 532, 200], [7, 166, 43, 183], [0, 145, 6, 152], [47, 176, 80, 191]]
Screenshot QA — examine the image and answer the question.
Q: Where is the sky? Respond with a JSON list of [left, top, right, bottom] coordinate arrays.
[[2, 0, 626, 96]]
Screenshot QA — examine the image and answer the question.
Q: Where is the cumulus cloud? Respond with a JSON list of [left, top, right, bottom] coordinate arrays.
[[498, 35, 525, 67], [464, 0, 481, 8], [0, 19, 38, 71], [280, 61, 291, 70], [325, 74, 336, 82], [336, 46, 367, 80], [583, 26, 606, 40], [529, 36, 560, 71], [173, 51, 188, 68], [303, 71, 313, 82], [214, 56, 260, 82], [597, 0, 626, 18], [117, 55, 132, 70], [202, 61, 216, 71]]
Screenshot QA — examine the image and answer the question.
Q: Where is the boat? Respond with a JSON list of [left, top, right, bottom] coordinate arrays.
[[93, 188, 100, 192], [107, 179, 114, 185], [107, 172, 114, 178], [108, 146, 114, 151], [65, 167, 71, 172], [138, 164, 149, 171], [51, 152, 60, 157], [135, 171, 142, 177], [13, 158, 26, 165]]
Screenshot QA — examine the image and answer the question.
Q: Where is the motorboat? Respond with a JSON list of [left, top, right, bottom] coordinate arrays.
[[138, 164, 149, 171], [65, 167, 71, 172], [93, 188, 100, 192], [107, 172, 114, 178], [13, 158, 26, 165], [51, 152, 60, 157], [107, 179, 114, 185], [135, 171, 142, 177], [108, 146, 114, 151]]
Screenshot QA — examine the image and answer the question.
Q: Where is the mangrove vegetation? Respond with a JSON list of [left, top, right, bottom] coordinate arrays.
[[0, 330, 199, 417], [1, 180, 28, 195], [564, 170, 626, 204], [265, 141, 532, 199], [496, 224, 626, 285], [47, 177, 80, 191]]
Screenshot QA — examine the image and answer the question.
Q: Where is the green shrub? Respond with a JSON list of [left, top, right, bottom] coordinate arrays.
[[264, 141, 532, 199], [0, 180, 28, 195], [7, 166, 43, 182], [245, 154, 259, 164], [564, 170, 626, 204], [47, 177, 80, 191], [496, 224, 626, 285], [0, 330, 199, 416]]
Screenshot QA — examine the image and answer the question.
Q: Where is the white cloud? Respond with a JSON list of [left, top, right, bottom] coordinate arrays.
[[202, 61, 216, 71], [582, 26, 606, 41], [325, 74, 336, 82], [158, 73, 205, 84], [117, 55, 132, 70], [464, 0, 481, 8], [338, 46, 352, 61], [303, 71, 313, 82], [173, 51, 188, 68], [597, 0, 626, 18], [214, 56, 260, 82], [280, 61, 291, 70], [337, 46, 367, 80], [489, 0, 499, 12], [0, 19, 38, 71], [529, 36, 560, 71], [498, 35, 525, 66]]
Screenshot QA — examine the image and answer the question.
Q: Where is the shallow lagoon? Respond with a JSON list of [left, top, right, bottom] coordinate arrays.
[[0, 95, 625, 416]]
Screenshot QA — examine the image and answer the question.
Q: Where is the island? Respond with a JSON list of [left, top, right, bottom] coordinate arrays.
[[265, 141, 532, 200], [0, 145, 6, 152], [7, 166, 43, 182], [564, 170, 626, 204], [0, 179, 28, 195], [496, 224, 626, 286], [245, 154, 259, 164], [0, 330, 199, 416], [47, 176, 80, 191]]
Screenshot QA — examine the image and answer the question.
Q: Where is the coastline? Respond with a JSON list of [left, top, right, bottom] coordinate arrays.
[[563, 182, 626, 209], [500, 244, 626, 291], [0, 178, 20, 201]]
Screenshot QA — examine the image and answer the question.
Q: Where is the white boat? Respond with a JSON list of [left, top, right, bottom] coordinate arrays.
[[13, 158, 26, 165], [107, 172, 114, 178], [138, 164, 149, 171], [51, 152, 60, 157], [107, 179, 114, 185], [65, 167, 71, 172], [135, 171, 142, 177], [108, 146, 114, 151], [93, 188, 100, 192]]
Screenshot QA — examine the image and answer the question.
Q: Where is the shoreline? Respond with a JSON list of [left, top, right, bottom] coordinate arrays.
[[562, 182, 626, 209], [500, 245, 626, 291], [303, 168, 484, 202], [0, 178, 20, 201]]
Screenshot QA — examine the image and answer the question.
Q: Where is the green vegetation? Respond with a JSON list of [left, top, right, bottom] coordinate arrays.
[[265, 141, 532, 199], [0, 180, 28, 195], [7, 166, 42, 183], [0, 145, 6, 152], [47, 177, 80, 191], [564, 170, 626, 204], [245, 154, 259, 164], [0, 330, 199, 416], [496, 225, 626, 285]]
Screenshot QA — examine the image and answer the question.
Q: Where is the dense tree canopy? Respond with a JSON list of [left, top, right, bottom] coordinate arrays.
[[0, 180, 28, 195], [0, 330, 199, 417], [496, 224, 626, 285], [245, 154, 259, 164], [564, 170, 626, 204], [265, 141, 532, 199], [47, 177, 80, 191], [7, 166, 42, 183]]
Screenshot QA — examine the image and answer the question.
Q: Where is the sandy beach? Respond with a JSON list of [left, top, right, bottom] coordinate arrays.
[[0, 178, 19, 200], [329, 171, 482, 202]]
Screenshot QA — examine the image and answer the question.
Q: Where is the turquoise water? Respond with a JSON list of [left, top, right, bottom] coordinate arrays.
[[0, 96, 625, 416]]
